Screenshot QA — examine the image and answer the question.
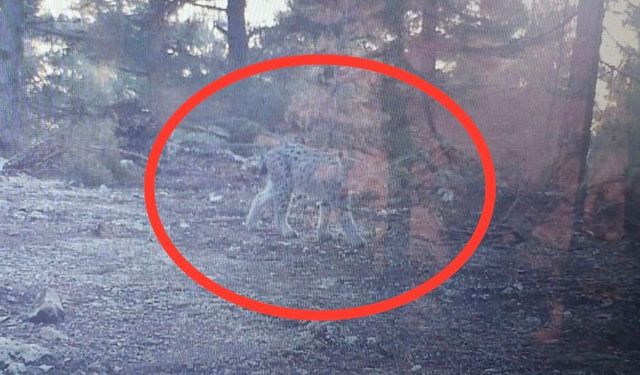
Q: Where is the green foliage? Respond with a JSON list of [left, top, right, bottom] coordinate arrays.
[[216, 77, 287, 129], [24, 0, 232, 156]]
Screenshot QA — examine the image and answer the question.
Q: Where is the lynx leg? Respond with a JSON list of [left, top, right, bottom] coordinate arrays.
[[317, 201, 333, 242], [339, 209, 365, 247], [246, 180, 274, 230], [274, 183, 298, 238], [336, 193, 365, 247]]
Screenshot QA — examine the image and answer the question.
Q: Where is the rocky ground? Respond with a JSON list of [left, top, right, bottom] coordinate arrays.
[[1, 144, 639, 374]]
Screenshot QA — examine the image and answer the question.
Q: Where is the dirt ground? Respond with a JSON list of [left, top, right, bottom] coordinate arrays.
[[1, 144, 639, 374]]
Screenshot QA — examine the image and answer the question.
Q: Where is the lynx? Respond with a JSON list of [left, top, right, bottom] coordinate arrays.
[[246, 143, 365, 247]]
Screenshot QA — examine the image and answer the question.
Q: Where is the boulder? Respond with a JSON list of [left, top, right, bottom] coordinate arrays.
[[27, 289, 64, 325], [0, 337, 53, 372]]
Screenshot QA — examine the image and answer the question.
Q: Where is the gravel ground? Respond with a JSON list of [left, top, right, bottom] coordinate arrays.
[[1, 146, 638, 374]]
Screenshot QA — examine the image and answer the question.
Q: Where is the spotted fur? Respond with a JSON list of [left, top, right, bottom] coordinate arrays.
[[246, 143, 365, 246]]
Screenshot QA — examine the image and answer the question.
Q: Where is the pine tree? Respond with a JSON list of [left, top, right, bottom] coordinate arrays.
[[0, 0, 26, 153]]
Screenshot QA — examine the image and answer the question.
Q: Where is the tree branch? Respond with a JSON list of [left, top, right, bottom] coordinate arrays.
[[214, 24, 228, 35], [603, 27, 640, 60], [117, 66, 149, 77], [184, 0, 226, 12], [624, 0, 639, 12], [87, 145, 148, 163], [600, 59, 640, 84], [30, 25, 85, 41], [457, 11, 578, 56]]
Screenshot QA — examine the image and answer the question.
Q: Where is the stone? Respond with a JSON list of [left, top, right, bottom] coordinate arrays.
[[208, 193, 224, 203], [525, 316, 542, 326], [500, 287, 515, 295], [0, 199, 11, 212], [119, 159, 135, 169], [0, 337, 53, 369], [27, 289, 64, 325], [39, 327, 68, 341], [344, 335, 358, 345], [27, 211, 47, 221]]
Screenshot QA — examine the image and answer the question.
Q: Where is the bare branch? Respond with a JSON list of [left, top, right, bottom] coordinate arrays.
[[624, 0, 639, 12], [213, 24, 228, 36], [117, 66, 149, 77], [87, 145, 147, 163], [603, 27, 640, 60], [30, 25, 85, 41], [184, 0, 226, 12], [457, 11, 578, 56], [600, 59, 640, 84]]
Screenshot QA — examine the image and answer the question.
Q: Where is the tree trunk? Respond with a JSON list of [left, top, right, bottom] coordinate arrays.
[[378, 1, 416, 278], [402, 1, 453, 266], [625, 168, 640, 243], [531, 0, 606, 344], [583, 126, 628, 242], [227, 0, 248, 69], [0, 0, 25, 154], [410, 1, 442, 153], [533, 0, 606, 249], [141, 0, 184, 151], [624, 115, 640, 243]]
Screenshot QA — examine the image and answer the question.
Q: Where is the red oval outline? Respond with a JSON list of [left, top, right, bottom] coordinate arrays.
[[144, 54, 496, 321]]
